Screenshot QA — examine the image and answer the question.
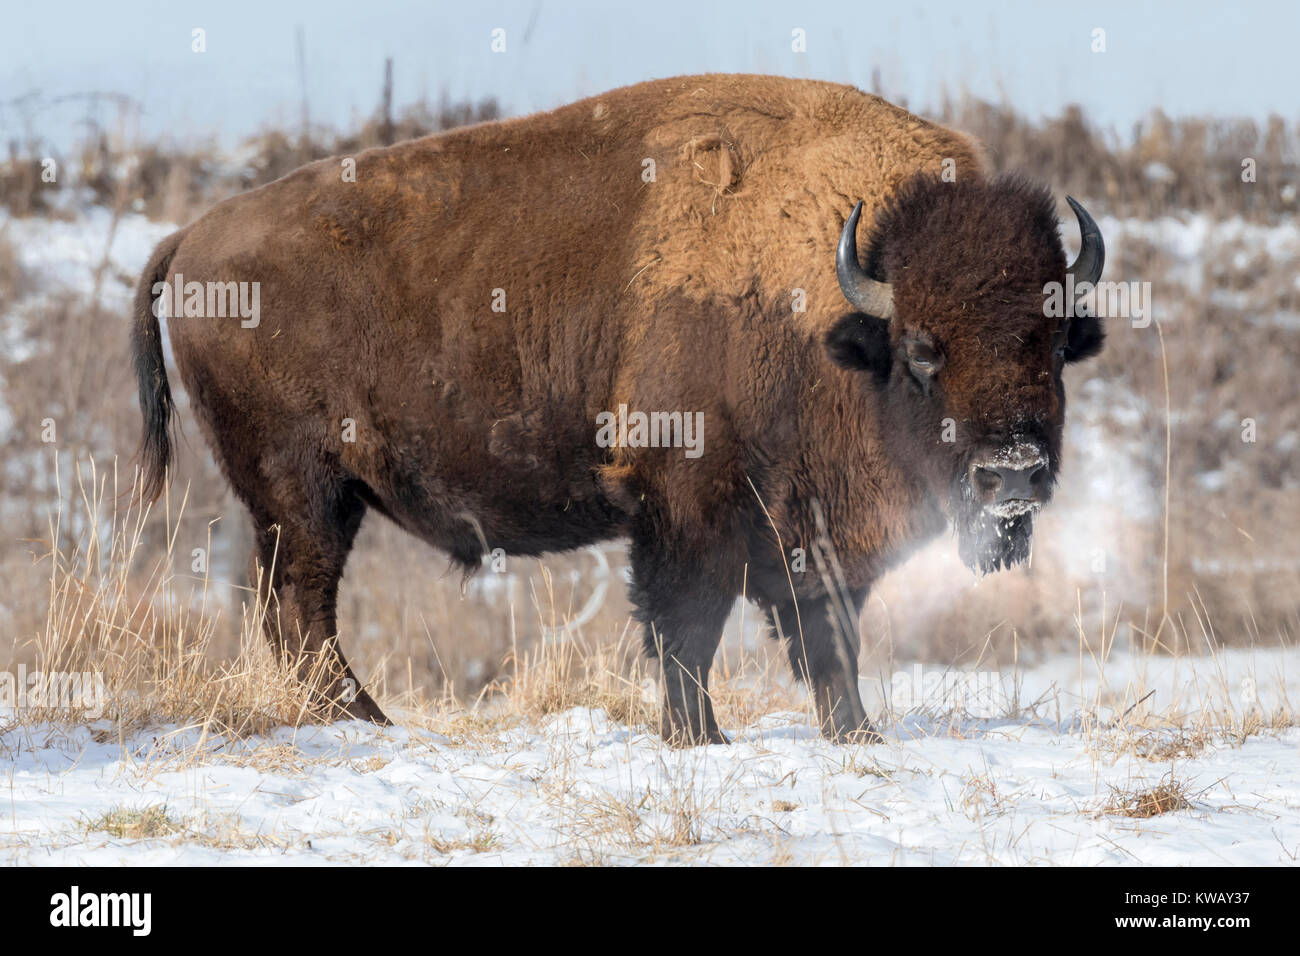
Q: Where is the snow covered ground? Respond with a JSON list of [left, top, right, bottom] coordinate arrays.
[[3, 648, 1297, 866]]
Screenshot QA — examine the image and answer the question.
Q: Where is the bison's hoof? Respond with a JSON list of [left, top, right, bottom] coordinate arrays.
[[825, 724, 884, 745], [346, 697, 392, 726], [818, 705, 883, 744], [663, 727, 731, 748], [661, 713, 730, 747], [315, 687, 391, 726]]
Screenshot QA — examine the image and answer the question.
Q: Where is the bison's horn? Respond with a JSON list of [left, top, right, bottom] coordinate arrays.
[[1064, 196, 1105, 287], [836, 200, 894, 319]]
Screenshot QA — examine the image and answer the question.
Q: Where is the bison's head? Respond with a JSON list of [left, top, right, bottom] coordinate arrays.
[[825, 174, 1105, 573]]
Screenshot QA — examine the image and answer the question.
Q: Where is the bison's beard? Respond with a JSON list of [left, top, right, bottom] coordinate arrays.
[[955, 504, 1034, 575]]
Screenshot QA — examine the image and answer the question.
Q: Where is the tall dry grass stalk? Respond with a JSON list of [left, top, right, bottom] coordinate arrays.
[[11, 454, 324, 736]]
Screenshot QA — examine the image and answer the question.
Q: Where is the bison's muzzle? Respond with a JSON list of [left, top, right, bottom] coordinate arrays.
[[969, 441, 1051, 519], [955, 441, 1052, 574]]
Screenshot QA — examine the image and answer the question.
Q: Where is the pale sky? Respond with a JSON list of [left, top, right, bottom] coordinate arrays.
[[1, 0, 1295, 148]]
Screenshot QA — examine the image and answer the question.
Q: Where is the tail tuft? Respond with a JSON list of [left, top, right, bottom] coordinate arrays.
[[131, 233, 183, 504]]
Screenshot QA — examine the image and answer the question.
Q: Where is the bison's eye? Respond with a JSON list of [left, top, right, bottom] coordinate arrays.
[[1051, 327, 1069, 362]]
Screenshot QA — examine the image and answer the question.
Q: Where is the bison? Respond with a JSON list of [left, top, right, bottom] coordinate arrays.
[[131, 74, 1104, 744]]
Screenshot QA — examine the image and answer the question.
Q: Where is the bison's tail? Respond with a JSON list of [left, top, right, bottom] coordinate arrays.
[[131, 230, 184, 504]]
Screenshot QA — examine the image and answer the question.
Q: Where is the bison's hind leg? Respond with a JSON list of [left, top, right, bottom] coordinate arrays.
[[243, 457, 388, 726]]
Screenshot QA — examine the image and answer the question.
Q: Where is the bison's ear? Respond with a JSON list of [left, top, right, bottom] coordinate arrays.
[[825, 314, 891, 377], [1065, 314, 1104, 363]]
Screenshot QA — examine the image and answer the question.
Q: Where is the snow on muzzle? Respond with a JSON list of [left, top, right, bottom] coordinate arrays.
[[967, 441, 1050, 519]]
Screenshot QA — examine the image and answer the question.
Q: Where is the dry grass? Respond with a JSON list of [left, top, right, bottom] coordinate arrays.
[[425, 828, 500, 855], [86, 804, 181, 839], [495, 629, 657, 730], [7, 456, 346, 737], [1102, 775, 1199, 818], [0, 453, 803, 747], [6, 93, 1296, 223], [939, 97, 1298, 223], [1, 91, 499, 224], [81, 803, 301, 851]]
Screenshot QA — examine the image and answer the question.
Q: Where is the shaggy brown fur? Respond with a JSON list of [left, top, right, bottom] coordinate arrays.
[[131, 74, 1103, 743]]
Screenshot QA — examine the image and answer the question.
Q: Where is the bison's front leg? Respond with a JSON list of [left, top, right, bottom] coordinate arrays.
[[629, 533, 738, 747], [769, 592, 882, 744]]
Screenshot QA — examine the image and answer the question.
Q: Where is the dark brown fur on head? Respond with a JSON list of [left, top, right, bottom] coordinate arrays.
[[827, 173, 1105, 573]]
